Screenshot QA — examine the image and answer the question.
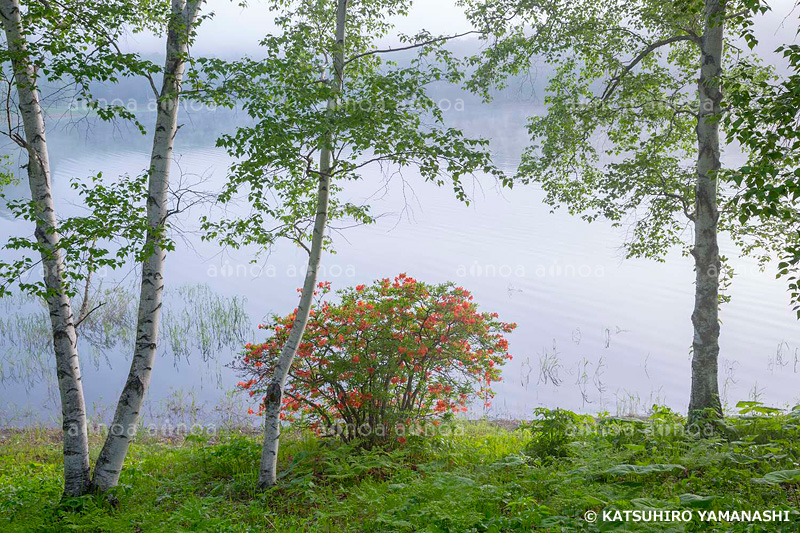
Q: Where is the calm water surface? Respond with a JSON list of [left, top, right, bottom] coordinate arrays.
[[1, 102, 798, 425]]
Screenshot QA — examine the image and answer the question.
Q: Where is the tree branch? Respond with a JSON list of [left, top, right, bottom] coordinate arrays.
[[602, 35, 696, 101], [344, 30, 483, 66], [74, 302, 104, 330]]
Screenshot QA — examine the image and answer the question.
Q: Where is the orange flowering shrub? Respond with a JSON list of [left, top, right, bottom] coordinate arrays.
[[235, 274, 516, 444]]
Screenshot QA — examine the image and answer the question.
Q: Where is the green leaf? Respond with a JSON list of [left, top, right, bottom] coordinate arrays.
[[679, 493, 716, 508], [752, 470, 800, 485], [602, 464, 686, 477]]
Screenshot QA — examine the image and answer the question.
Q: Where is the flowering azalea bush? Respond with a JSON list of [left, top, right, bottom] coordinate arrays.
[[235, 274, 516, 444]]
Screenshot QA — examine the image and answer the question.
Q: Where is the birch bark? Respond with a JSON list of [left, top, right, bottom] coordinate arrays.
[[91, 0, 203, 491], [689, 0, 725, 422], [258, 0, 348, 489], [0, 0, 91, 496]]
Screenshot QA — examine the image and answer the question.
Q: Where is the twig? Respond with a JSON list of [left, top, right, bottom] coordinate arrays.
[[74, 302, 105, 330]]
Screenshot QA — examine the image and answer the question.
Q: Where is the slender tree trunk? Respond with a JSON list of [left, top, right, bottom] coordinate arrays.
[[91, 0, 203, 492], [689, 0, 725, 424], [0, 0, 91, 496], [258, 0, 348, 489]]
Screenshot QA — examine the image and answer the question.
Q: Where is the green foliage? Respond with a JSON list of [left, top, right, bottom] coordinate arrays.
[[1, 0, 170, 131], [724, 18, 800, 315], [600, 463, 686, 478], [0, 173, 153, 299], [0, 0, 207, 300], [2, 406, 800, 531], [459, 0, 795, 266], [194, 0, 506, 254], [736, 401, 783, 417], [521, 408, 589, 461], [0, 157, 15, 190], [752, 469, 800, 486], [460, 0, 698, 259]]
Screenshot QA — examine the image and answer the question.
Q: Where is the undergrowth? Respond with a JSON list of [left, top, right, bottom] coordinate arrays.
[[1, 404, 799, 531]]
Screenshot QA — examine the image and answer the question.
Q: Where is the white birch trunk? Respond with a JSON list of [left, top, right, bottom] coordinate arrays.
[[258, 0, 349, 489], [91, 0, 203, 492], [0, 0, 91, 496], [689, 0, 725, 422]]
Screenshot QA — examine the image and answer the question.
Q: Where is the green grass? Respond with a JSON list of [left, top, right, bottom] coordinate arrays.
[[1, 408, 799, 532]]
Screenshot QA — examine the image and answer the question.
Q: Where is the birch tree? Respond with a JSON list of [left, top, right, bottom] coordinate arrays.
[[196, 0, 506, 487], [91, 0, 204, 493], [0, 0, 91, 496], [460, 0, 796, 423], [0, 0, 205, 495], [249, 0, 347, 489]]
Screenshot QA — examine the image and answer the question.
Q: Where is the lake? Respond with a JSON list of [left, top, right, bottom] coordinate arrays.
[[1, 100, 798, 426]]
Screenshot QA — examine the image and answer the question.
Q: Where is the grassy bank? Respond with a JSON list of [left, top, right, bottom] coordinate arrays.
[[1, 408, 799, 532]]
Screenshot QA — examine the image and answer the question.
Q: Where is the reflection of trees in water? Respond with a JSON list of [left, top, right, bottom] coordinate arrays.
[[0, 283, 252, 385]]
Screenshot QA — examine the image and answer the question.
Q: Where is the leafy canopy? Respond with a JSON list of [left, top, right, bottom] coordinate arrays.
[[195, 0, 507, 253], [725, 14, 800, 315], [460, 0, 793, 268], [0, 0, 204, 298]]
